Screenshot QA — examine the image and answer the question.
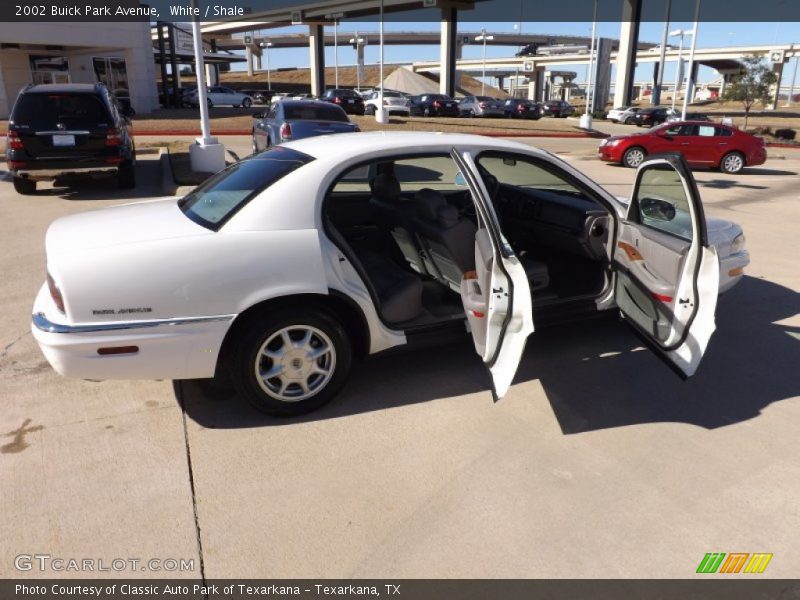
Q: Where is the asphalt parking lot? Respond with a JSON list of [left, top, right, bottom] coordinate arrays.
[[1, 137, 798, 579]]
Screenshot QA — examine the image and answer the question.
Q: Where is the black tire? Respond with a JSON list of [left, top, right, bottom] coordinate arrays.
[[229, 309, 353, 417], [719, 151, 745, 174], [468, 110, 475, 118], [13, 177, 36, 195], [423, 107, 431, 117], [622, 146, 647, 168], [241, 98, 252, 108], [117, 162, 136, 189], [365, 104, 375, 116], [207, 98, 213, 108], [624, 117, 633, 125]]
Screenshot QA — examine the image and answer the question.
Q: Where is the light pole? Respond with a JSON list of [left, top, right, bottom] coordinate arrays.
[[259, 42, 272, 90], [654, 0, 672, 105], [786, 52, 798, 107], [579, 0, 598, 130], [475, 29, 494, 96], [375, 0, 388, 123], [669, 29, 690, 112], [325, 12, 345, 89], [349, 33, 365, 93], [681, 0, 702, 121]]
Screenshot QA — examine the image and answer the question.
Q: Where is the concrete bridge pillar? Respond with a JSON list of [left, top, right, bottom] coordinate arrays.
[[439, 7, 458, 97], [613, 0, 642, 108], [309, 24, 325, 97]]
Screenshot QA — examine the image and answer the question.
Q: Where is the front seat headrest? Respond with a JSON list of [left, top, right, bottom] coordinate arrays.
[[369, 173, 401, 202]]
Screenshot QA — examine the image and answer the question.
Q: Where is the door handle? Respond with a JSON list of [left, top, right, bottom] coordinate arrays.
[[680, 142, 690, 146], [718, 142, 728, 146]]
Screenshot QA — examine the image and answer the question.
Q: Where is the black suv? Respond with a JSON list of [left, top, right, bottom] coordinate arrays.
[[6, 83, 136, 195], [632, 106, 677, 127], [503, 98, 543, 120], [408, 94, 459, 117], [541, 100, 575, 118], [320, 89, 365, 115]]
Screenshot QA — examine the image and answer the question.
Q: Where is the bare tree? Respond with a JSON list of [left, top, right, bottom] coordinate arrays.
[[722, 56, 778, 129]]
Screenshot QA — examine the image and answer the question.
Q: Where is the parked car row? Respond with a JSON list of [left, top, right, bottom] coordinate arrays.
[[608, 105, 712, 127]]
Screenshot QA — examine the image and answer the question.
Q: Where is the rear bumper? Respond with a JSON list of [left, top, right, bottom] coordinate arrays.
[[31, 284, 234, 380]]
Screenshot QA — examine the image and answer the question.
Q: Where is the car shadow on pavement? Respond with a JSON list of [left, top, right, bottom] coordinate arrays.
[[177, 276, 799, 434], [16, 159, 163, 201], [699, 180, 768, 191]]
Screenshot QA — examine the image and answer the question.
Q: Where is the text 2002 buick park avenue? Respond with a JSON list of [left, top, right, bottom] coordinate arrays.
[[32, 133, 750, 416]]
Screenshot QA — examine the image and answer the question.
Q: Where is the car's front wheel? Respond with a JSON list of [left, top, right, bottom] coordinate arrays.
[[241, 98, 252, 108], [622, 146, 647, 168], [720, 151, 745, 174], [13, 177, 36, 195], [230, 309, 353, 416]]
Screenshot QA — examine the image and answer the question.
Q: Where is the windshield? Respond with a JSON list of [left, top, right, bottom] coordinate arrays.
[[179, 147, 314, 231], [11, 92, 109, 128], [283, 104, 348, 122]]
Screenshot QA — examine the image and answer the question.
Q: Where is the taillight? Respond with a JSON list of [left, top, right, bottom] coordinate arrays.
[[47, 272, 65, 314], [433, 100, 441, 108], [517, 104, 525, 112], [383, 100, 389, 105], [280, 122, 292, 140], [7, 130, 24, 150], [479, 102, 487, 108], [105, 128, 122, 146], [333, 97, 342, 104]]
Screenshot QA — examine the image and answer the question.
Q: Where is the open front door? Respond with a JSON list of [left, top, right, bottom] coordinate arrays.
[[614, 154, 719, 377], [451, 148, 534, 399]]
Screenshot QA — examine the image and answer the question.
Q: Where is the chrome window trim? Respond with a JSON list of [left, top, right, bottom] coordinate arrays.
[[33, 312, 235, 334]]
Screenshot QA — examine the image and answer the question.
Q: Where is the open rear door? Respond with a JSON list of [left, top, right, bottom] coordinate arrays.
[[614, 154, 719, 377], [451, 148, 534, 399]]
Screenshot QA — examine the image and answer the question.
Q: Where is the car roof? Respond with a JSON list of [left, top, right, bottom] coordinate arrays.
[[24, 83, 100, 94], [281, 131, 547, 161], [279, 99, 329, 107]]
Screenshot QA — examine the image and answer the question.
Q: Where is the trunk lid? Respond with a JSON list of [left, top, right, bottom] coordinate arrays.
[[46, 198, 210, 256]]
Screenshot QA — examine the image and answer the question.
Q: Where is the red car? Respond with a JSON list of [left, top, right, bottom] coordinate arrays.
[[598, 121, 767, 174]]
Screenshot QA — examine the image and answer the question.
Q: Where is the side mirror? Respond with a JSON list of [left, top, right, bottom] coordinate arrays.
[[640, 197, 676, 222]]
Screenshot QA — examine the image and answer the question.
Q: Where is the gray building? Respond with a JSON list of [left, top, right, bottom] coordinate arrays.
[[0, 22, 159, 118]]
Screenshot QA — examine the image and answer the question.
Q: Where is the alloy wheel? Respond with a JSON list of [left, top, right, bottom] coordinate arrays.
[[254, 325, 336, 402]]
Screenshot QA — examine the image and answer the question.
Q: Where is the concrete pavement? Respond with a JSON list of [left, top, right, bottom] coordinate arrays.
[[1, 140, 798, 579]]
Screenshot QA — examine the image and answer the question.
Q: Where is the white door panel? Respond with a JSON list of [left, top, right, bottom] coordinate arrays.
[[451, 149, 534, 399], [615, 155, 719, 377]]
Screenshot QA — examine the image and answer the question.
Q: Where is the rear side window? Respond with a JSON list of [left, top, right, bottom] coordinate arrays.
[[11, 92, 109, 129], [179, 147, 314, 230], [283, 104, 348, 122]]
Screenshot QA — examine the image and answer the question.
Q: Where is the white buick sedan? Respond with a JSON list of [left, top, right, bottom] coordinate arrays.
[[32, 133, 750, 416]]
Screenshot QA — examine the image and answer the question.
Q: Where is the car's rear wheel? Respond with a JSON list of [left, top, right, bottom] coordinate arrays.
[[622, 146, 647, 168], [624, 117, 634, 124], [241, 98, 252, 108], [365, 104, 375, 115], [720, 151, 745, 174], [13, 177, 36, 195], [230, 309, 352, 417]]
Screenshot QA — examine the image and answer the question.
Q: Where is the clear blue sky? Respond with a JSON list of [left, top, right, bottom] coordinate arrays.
[[237, 21, 798, 84]]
